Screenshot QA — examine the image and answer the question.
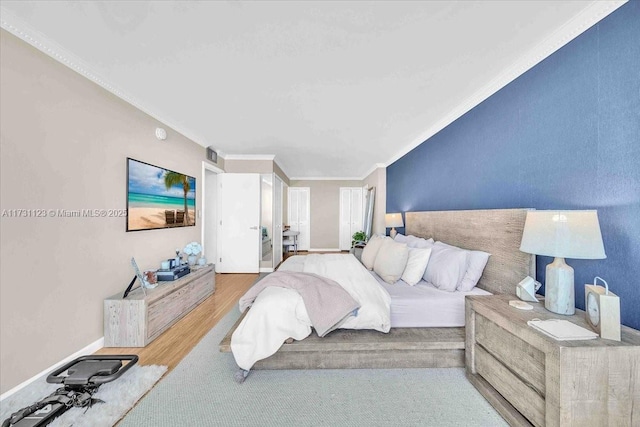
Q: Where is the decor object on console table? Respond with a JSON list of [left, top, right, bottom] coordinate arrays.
[[184, 241, 203, 266], [585, 276, 620, 341], [385, 213, 404, 239], [519, 210, 606, 315], [104, 264, 214, 347], [466, 294, 640, 427]]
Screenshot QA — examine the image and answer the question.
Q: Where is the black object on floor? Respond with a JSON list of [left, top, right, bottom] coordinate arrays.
[[2, 355, 138, 427]]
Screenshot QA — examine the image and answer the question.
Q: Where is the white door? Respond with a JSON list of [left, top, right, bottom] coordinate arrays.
[[217, 173, 260, 273], [288, 187, 310, 251], [339, 187, 364, 250], [273, 175, 283, 267]]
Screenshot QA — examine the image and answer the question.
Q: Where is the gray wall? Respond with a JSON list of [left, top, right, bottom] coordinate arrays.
[[0, 30, 208, 393]]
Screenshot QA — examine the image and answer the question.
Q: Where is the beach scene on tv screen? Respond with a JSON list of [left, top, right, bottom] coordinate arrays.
[[127, 159, 196, 231]]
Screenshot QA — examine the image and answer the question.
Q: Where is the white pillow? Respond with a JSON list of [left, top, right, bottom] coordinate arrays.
[[401, 247, 433, 286], [361, 235, 387, 270], [373, 239, 409, 284], [458, 251, 490, 291], [435, 242, 491, 291], [423, 244, 469, 291], [393, 233, 409, 244], [394, 233, 434, 249], [406, 235, 435, 249]]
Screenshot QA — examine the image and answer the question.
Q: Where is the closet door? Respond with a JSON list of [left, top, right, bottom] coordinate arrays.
[[288, 187, 310, 251], [350, 188, 363, 237]]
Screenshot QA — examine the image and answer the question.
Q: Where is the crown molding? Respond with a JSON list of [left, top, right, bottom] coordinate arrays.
[[289, 163, 385, 181], [383, 0, 627, 168], [0, 7, 211, 149], [360, 163, 387, 180], [289, 177, 365, 181]]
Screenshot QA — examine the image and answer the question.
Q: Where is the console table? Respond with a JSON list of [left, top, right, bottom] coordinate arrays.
[[465, 294, 640, 427], [104, 264, 215, 347]]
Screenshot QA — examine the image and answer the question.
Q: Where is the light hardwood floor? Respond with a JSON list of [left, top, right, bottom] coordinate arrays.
[[95, 273, 258, 372]]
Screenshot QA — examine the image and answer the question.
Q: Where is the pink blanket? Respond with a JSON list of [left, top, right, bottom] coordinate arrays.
[[239, 271, 360, 337]]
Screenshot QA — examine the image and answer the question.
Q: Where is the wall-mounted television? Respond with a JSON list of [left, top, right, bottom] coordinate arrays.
[[126, 158, 196, 232]]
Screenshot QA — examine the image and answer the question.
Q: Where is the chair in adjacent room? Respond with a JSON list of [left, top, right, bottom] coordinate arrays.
[[282, 230, 299, 255]]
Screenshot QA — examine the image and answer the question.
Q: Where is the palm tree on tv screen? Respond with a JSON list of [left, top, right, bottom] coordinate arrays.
[[164, 172, 191, 225]]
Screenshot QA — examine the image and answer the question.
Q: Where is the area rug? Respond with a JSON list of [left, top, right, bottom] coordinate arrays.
[[118, 307, 507, 426], [0, 364, 166, 427]]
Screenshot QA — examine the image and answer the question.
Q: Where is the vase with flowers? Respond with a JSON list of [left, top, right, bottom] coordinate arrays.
[[183, 241, 202, 266]]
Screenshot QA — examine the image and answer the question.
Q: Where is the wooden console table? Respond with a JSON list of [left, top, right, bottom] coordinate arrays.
[[465, 294, 640, 426], [104, 264, 215, 347]]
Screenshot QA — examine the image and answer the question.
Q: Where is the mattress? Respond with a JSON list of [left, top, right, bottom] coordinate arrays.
[[370, 272, 491, 328]]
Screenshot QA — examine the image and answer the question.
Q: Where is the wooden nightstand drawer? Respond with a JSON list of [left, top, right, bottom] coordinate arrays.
[[475, 313, 545, 396], [475, 345, 545, 427]]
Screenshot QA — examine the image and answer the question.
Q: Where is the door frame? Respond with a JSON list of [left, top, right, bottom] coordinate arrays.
[[201, 161, 224, 270]]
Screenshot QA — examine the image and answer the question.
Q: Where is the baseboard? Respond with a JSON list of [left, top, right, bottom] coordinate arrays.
[[308, 248, 341, 252], [259, 267, 274, 273], [0, 337, 104, 401]]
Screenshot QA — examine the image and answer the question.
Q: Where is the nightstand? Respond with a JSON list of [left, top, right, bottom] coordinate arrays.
[[465, 294, 640, 427], [350, 244, 365, 262]]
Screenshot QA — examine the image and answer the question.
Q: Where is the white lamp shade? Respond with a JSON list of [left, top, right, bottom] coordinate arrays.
[[385, 213, 404, 228], [520, 210, 606, 259]]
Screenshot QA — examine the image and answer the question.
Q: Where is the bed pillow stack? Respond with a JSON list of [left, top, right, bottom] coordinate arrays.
[[423, 241, 490, 292], [366, 234, 487, 287]]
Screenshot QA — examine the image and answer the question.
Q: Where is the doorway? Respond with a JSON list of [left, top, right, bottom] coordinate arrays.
[[288, 187, 310, 251]]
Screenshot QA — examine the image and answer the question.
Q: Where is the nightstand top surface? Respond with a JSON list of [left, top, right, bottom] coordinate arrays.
[[467, 294, 640, 347]]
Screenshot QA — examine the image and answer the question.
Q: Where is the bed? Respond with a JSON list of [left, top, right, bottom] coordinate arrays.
[[220, 208, 535, 370]]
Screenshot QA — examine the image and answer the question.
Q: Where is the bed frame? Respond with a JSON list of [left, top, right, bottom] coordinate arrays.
[[220, 208, 535, 369]]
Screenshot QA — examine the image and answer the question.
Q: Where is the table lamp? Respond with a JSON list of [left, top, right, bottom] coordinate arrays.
[[385, 213, 404, 239], [519, 210, 606, 315]]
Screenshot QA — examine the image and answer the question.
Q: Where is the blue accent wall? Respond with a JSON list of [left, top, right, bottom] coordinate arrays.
[[387, 2, 640, 329]]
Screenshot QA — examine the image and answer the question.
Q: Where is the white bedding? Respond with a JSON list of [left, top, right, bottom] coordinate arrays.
[[231, 254, 391, 371], [371, 272, 491, 328]]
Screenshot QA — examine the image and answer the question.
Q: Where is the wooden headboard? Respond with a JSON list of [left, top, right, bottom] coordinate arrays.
[[406, 208, 535, 295]]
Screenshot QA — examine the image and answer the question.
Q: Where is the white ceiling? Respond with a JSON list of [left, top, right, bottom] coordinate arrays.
[[0, 1, 624, 179]]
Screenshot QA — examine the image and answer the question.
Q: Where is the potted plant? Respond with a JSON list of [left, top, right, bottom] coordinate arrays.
[[351, 231, 367, 248]]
